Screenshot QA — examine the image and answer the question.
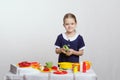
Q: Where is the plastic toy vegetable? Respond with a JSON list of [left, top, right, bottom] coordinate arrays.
[[63, 45, 69, 51]]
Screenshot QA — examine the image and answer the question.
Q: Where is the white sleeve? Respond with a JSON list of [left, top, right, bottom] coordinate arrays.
[[55, 45, 60, 49], [79, 46, 85, 50]]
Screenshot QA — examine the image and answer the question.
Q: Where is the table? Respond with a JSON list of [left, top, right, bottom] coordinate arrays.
[[4, 69, 97, 80]]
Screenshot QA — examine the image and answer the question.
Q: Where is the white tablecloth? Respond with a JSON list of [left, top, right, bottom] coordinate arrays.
[[4, 69, 97, 80]]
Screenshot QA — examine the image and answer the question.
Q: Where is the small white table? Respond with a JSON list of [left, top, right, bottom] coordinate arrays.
[[4, 69, 97, 80]]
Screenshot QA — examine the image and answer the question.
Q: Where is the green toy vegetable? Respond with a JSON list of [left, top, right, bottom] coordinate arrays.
[[63, 45, 69, 51]]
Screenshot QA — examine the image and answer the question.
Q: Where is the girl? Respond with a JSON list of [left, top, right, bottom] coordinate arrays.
[[55, 13, 85, 63]]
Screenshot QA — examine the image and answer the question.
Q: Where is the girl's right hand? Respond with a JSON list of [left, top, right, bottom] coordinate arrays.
[[61, 48, 67, 54], [61, 48, 72, 56]]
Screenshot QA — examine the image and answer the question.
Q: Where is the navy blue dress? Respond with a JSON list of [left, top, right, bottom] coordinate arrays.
[[55, 33, 85, 63]]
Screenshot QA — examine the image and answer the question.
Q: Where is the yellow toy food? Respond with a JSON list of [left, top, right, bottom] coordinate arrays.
[[58, 62, 72, 69]]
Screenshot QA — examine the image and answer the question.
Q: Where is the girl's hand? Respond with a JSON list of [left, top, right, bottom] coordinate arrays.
[[66, 49, 74, 56], [61, 48, 67, 54], [61, 48, 72, 56], [56, 48, 67, 54]]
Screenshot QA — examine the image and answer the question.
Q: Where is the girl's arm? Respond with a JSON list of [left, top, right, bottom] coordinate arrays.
[[68, 49, 84, 56], [55, 48, 67, 54], [55, 48, 84, 56], [55, 48, 61, 54]]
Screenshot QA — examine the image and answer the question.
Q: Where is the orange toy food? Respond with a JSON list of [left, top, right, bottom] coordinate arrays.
[[31, 62, 40, 69], [84, 61, 91, 70], [72, 63, 80, 73]]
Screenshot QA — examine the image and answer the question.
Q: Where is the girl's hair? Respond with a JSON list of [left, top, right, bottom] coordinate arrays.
[[63, 13, 77, 24]]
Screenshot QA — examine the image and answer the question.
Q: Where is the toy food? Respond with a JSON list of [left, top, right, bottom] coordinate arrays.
[[53, 70, 67, 74], [39, 66, 50, 72], [52, 66, 58, 71], [43, 67, 50, 72], [58, 62, 72, 69], [82, 61, 86, 73], [84, 61, 91, 70], [72, 63, 80, 73], [31, 62, 40, 69], [63, 45, 69, 51], [18, 61, 31, 67], [46, 62, 53, 68]]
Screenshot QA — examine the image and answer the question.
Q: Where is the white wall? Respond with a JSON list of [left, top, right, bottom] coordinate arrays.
[[0, 0, 120, 80]]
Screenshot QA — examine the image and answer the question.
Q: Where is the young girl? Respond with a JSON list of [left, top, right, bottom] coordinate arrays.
[[55, 13, 85, 63]]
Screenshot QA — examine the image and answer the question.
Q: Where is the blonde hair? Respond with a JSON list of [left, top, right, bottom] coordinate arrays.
[[63, 13, 77, 24]]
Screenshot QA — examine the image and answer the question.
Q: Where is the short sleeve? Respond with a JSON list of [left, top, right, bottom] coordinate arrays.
[[78, 35, 85, 50], [54, 34, 62, 48]]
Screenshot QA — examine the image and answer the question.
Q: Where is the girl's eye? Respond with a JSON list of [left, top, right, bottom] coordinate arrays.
[[71, 23, 74, 25], [65, 23, 69, 25], [65, 23, 75, 26]]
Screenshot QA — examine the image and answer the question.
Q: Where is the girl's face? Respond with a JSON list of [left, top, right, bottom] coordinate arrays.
[[63, 18, 77, 33]]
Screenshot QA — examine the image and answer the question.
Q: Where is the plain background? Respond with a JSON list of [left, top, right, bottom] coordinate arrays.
[[0, 0, 120, 80]]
